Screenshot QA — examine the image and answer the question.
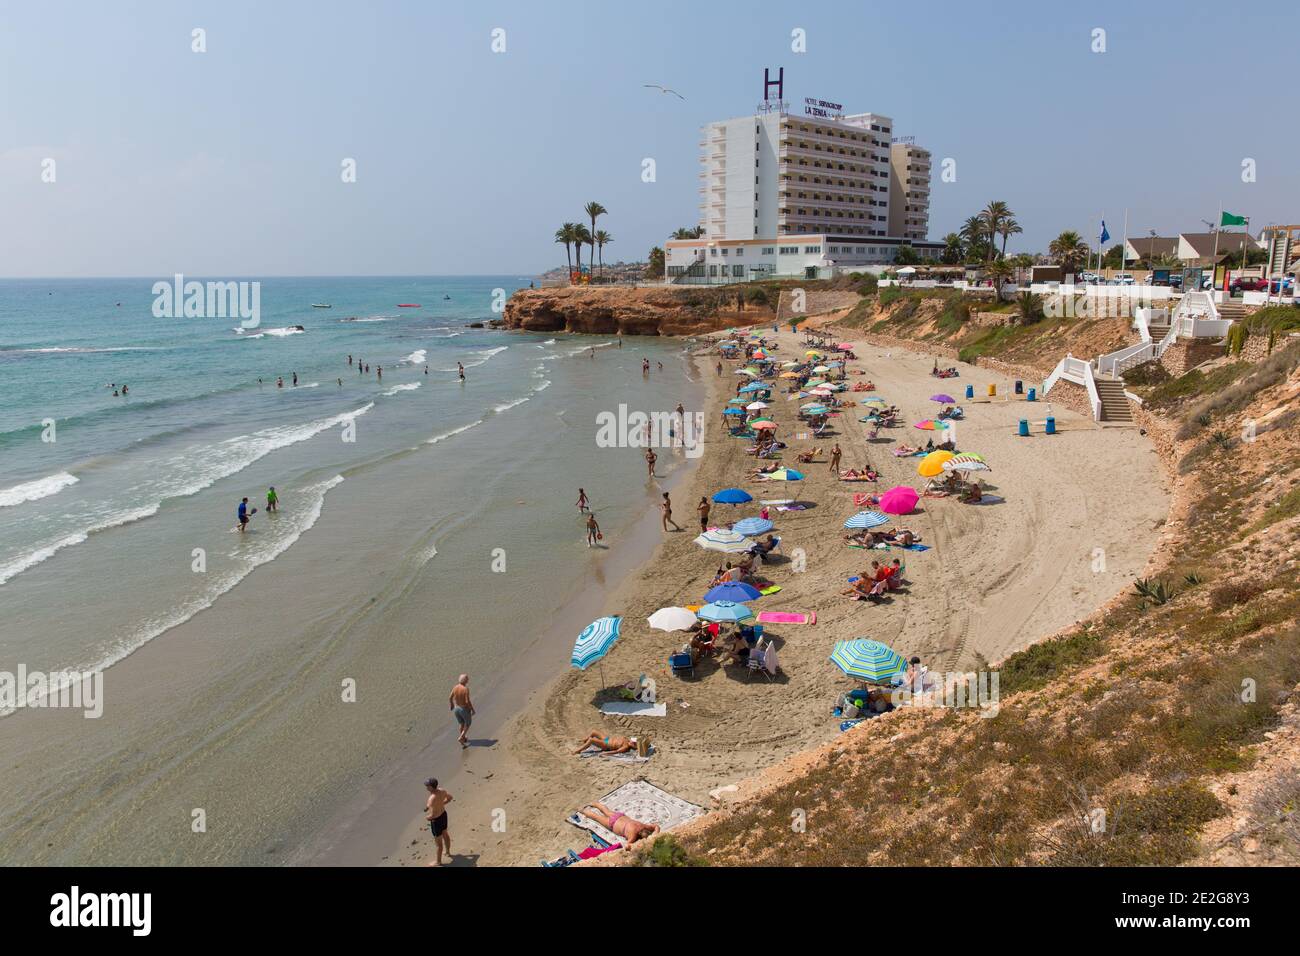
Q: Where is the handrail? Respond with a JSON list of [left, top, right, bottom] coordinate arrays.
[[1043, 353, 1102, 420], [1097, 341, 1154, 377]]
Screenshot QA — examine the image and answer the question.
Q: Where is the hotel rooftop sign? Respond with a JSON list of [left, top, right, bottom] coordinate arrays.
[[803, 97, 843, 119]]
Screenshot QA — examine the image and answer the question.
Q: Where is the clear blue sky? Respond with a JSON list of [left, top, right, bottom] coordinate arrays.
[[2, 0, 1296, 277]]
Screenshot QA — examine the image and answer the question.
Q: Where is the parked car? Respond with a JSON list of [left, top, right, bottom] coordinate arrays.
[[1230, 277, 1268, 293], [1113, 274, 1135, 285], [1167, 274, 1183, 288], [1267, 275, 1295, 295]]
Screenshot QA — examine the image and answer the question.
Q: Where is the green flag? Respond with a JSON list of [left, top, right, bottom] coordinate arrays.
[[1221, 211, 1248, 227]]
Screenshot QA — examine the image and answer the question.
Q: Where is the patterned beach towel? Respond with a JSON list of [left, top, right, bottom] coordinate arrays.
[[567, 779, 707, 845]]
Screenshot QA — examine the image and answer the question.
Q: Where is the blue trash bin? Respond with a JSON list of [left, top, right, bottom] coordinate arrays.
[[1045, 416, 1056, 435], [1027, 387, 1037, 402], [1018, 419, 1029, 437], [965, 384, 974, 399], [1014, 380, 1023, 394]]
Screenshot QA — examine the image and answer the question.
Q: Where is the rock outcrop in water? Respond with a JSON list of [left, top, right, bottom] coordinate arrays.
[[503, 286, 773, 337]]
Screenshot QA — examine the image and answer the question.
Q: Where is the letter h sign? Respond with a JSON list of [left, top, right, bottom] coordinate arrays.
[[763, 67, 784, 102]]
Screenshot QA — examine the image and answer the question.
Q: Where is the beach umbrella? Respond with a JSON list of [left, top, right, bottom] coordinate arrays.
[[739, 383, 767, 394], [648, 606, 697, 632], [697, 601, 755, 624], [917, 450, 956, 477], [728, 396, 748, 404], [734, 369, 754, 375], [913, 419, 950, 430], [946, 452, 986, 464], [704, 581, 763, 603], [723, 407, 745, 416], [742, 367, 762, 376], [943, 458, 991, 474], [837, 343, 855, 350], [864, 398, 887, 407], [802, 405, 829, 416], [880, 486, 920, 515], [930, 394, 956, 404], [765, 467, 804, 481], [830, 639, 909, 683], [712, 488, 753, 505], [806, 350, 823, 358], [781, 361, 800, 368], [843, 510, 889, 529], [751, 420, 778, 430], [572, 615, 622, 688], [745, 401, 769, 411], [800, 401, 827, 410], [779, 371, 801, 379], [694, 528, 756, 553], [732, 516, 774, 536], [812, 365, 830, 373], [804, 379, 827, 387]]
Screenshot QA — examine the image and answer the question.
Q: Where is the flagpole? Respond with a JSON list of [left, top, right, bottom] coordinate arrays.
[[1212, 203, 1222, 291], [1122, 208, 1128, 277]]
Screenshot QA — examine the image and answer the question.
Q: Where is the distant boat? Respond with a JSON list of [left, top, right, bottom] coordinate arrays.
[[443, 295, 451, 300], [397, 303, 421, 308], [312, 303, 332, 309]]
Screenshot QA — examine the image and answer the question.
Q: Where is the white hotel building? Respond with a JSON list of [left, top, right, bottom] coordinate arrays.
[[665, 101, 940, 282]]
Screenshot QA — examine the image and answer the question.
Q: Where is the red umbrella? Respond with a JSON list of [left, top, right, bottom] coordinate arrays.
[[879, 485, 919, 515]]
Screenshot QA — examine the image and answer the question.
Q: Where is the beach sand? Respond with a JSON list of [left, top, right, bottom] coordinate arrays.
[[379, 324, 1171, 867]]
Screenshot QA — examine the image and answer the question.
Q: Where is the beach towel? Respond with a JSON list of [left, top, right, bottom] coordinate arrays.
[[759, 585, 782, 596], [567, 779, 707, 845], [579, 744, 653, 763], [757, 610, 816, 625], [599, 701, 667, 718], [839, 719, 864, 732], [776, 504, 806, 512], [576, 844, 622, 860], [962, 495, 1004, 506], [760, 499, 794, 506], [840, 476, 875, 482], [852, 493, 872, 507], [894, 543, 930, 551]]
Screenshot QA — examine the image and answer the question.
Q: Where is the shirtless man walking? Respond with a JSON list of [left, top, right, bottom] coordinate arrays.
[[423, 777, 453, 865], [448, 674, 475, 748]]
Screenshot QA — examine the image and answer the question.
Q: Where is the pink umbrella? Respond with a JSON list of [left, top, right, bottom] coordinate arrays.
[[879, 485, 919, 515]]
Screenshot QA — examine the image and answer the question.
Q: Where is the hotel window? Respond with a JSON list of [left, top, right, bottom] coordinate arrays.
[[732, 265, 744, 277], [709, 265, 717, 276], [804, 246, 820, 254], [710, 248, 717, 256], [763, 247, 775, 255], [736, 248, 744, 257], [721, 248, 728, 255]]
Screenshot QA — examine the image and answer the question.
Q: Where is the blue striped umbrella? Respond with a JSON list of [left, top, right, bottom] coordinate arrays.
[[704, 582, 762, 603], [829, 639, 908, 683], [732, 517, 773, 536], [697, 601, 755, 623], [571, 616, 622, 672], [843, 511, 889, 529]]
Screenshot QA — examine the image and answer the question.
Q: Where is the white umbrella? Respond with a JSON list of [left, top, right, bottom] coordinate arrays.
[[745, 401, 769, 411], [693, 529, 756, 553], [647, 607, 698, 631]]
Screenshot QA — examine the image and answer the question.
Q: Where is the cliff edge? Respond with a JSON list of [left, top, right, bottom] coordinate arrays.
[[502, 286, 774, 337]]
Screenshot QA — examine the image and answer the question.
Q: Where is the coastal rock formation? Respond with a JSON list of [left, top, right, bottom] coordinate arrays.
[[503, 286, 773, 337]]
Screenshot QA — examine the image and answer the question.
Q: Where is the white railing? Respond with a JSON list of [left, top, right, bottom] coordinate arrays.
[[1096, 341, 1154, 377], [1043, 353, 1102, 421], [1175, 291, 1219, 324]]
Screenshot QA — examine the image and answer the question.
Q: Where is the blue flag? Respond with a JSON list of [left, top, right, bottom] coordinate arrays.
[[1099, 221, 1111, 244]]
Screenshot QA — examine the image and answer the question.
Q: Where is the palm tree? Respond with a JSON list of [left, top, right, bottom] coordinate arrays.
[[593, 230, 612, 276], [941, 233, 964, 264], [555, 223, 577, 280], [981, 201, 1013, 261], [959, 215, 988, 261], [584, 202, 607, 272], [572, 224, 592, 276], [1048, 230, 1090, 275], [997, 217, 1022, 258], [671, 226, 704, 240]]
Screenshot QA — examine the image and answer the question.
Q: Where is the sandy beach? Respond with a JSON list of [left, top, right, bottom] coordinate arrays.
[[377, 322, 1171, 867]]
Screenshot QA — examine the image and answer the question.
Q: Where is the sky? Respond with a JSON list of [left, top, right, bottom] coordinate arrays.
[[2, 0, 1297, 277]]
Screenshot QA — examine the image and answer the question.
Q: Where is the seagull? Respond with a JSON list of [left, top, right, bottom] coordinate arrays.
[[644, 83, 685, 100]]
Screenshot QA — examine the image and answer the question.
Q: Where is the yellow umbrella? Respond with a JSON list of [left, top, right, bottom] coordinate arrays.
[[806, 350, 822, 358], [917, 450, 956, 478], [780, 371, 800, 379]]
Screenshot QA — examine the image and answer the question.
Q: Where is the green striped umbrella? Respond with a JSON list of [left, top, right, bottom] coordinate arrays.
[[829, 639, 908, 683]]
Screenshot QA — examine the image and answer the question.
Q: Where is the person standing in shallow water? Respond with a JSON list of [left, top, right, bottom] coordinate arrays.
[[423, 777, 453, 866]]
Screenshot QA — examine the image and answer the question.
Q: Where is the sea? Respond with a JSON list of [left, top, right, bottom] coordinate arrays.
[[0, 276, 707, 863]]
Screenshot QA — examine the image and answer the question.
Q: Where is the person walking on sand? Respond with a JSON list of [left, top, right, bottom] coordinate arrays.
[[449, 675, 474, 748], [585, 512, 601, 547], [644, 447, 657, 478], [830, 442, 842, 476], [697, 496, 711, 531], [575, 488, 589, 513], [266, 486, 278, 513], [660, 492, 681, 532], [423, 777, 453, 866]]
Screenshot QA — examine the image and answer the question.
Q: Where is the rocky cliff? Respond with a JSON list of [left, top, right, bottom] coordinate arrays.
[[502, 286, 774, 337]]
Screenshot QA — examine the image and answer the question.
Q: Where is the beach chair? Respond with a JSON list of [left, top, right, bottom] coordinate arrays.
[[747, 640, 779, 681], [669, 652, 694, 678]]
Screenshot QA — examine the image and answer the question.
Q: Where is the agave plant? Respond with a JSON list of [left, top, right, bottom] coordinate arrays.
[[1134, 578, 1176, 605]]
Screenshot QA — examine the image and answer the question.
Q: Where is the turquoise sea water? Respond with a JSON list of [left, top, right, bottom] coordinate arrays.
[[0, 276, 702, 685]]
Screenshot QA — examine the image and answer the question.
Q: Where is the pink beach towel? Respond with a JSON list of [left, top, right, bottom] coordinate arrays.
[[757, 611, 817, 625]]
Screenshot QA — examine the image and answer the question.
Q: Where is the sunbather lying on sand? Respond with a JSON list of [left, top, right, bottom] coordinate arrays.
[[839, 468, 878, 481], [579, 802, 660, 845], [574, 732, 637, 756], [883, 528, 919, 546], [747, 462, 781, 478], [893, 444, 921, 456]]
